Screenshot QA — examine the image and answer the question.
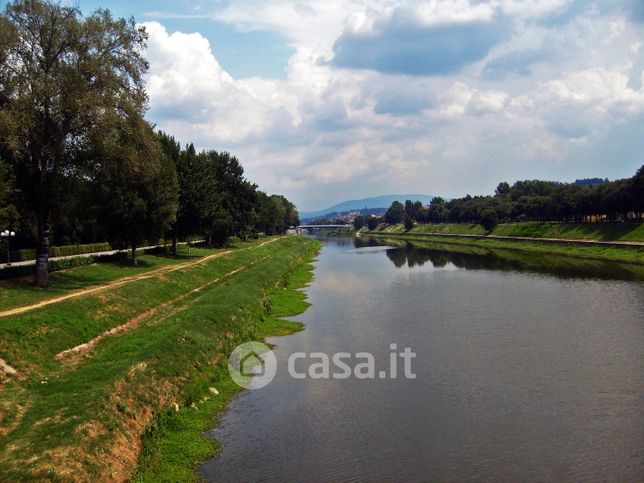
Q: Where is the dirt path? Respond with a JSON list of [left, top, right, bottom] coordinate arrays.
[[53, 255, 271, 363], [0, 238, 280, 319]]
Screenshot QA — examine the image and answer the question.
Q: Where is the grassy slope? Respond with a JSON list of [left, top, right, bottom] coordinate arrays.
[[0, 236, 320, 481], [378, 223, 486, 236], [362, 222, 644, 264], [363, 231, 644, 264], [314, 226, 356, 237], [491, 221, 644, 241], [134, 259, 317, 481], [0, 245, 216, 311], [374, 221, 644, 241]]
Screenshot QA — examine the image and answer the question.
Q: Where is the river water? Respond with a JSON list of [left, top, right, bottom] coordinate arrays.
[[200, 237, 643, 481]]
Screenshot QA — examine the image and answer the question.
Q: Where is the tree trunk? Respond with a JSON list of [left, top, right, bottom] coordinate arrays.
[[131, 244, 138, 266], [35, 215, 50, 287], [172, 232, 177, 256]]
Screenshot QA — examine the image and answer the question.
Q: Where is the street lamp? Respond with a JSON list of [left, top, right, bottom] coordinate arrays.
[[1, 230, 15, 266]]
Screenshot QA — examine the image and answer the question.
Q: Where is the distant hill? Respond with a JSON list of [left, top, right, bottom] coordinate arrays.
[[300, 194, 435, 220]]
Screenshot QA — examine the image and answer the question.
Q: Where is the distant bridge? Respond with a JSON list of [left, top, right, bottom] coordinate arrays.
[[296, 225, 352, 229]]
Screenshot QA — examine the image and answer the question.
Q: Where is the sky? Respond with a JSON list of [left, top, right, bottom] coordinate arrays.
[[51, 0, 644, 210]]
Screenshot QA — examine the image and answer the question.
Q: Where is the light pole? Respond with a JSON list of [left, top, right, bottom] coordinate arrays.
[[1, 230, 15, 266]]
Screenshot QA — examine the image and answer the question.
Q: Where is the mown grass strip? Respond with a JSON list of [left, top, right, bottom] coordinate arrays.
[[0, 245, 218, 312], [0, 238, 280, 374]]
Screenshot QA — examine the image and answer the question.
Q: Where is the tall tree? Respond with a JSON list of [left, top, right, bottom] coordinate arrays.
[[479, 208, 498, 232], [367, 216, 379, 231], [203, 151, 257, 243], [0, 0, 148, 285], [495, 182, 510, 196], [171, 143, 220, 251], [385, 201, 404, 224], [97, 120, 178, 265]]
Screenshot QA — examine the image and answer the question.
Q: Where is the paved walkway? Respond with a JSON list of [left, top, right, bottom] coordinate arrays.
[[1, 241, 203, 269]]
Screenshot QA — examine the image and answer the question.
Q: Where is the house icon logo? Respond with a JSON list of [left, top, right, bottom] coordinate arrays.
[[228, 341, 277, 389], [240, 351, 265, 377]]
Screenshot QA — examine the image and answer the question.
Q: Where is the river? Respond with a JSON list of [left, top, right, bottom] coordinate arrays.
[[200, 236, 643, 481]]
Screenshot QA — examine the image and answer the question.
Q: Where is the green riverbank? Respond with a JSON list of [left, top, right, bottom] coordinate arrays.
[[133, 251, 319, 481], [310, 226, 356, 237], [368, 221, 644, 242], [368, 236, 644, 281], [360, 222, 644, 265], [0, 236, 321, 481]]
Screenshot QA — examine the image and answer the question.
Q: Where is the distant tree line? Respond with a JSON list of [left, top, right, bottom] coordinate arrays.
[[365, 167, 643, 232], [0, 0, 297, 286]]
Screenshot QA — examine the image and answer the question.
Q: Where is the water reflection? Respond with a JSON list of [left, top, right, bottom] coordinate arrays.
[[358, 237, 644, 282], [202, 236, 643, 482]]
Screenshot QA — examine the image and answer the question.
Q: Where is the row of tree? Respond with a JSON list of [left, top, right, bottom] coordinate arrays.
[[361, 167, 643, 231], [0, 0, 297, 286]]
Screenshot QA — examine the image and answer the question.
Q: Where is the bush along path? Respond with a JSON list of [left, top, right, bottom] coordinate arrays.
[[0, 235, 321, 481]]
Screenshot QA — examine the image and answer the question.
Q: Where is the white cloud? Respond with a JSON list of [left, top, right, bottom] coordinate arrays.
[[141, 1, 644, 211], [144, 21, 294, 144], [494, 0, 572, 18], [544, 67, 644, 113], [414, 0, 496, 25]]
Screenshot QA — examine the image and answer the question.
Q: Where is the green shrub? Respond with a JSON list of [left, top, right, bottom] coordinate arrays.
[[0, 264, 33, 280], [8, 248, 37, 262], [7, 242, 112, 263], [50, 242, 111, 258], [1, 255, 97, 280], [480, 208, 499, 233], [403, 214, 414, 231], [48, 256, 95, 271]]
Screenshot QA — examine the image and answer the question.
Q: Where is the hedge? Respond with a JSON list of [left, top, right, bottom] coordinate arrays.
[[5, 242, 112, 263], [0, 256, 95, 280], [0, 250, 131, 281]]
